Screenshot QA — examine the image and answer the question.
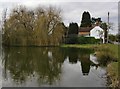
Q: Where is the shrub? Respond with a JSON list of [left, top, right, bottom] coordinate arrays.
[[96, 47, 117, 66], [65, 36, 100, 44], [96, 51, 114, 66], [77, 36, 100, 44], [65, 36, 78, 44]]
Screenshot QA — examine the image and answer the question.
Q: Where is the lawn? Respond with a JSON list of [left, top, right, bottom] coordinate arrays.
[[61, 44, 98, 49]]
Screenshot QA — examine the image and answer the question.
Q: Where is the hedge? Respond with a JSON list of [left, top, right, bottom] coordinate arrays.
[[65, 36, 100, 44]]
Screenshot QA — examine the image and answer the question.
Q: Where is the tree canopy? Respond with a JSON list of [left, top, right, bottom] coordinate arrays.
[[100, 22, 108, 43], [2, 6, 66, 46], [68, 22, 78, 35], [80, 11, 92, 27]]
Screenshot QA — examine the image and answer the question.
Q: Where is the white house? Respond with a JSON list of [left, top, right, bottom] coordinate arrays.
[[90, 26, 105, 43]]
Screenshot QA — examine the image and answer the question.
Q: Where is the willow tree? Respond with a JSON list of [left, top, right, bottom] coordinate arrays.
[[2, 6, 64, 46], [2, 6, 35, 46], [33, 6, 64, 46], [46, 7, 64, 46], [34, 7, 48, 46]]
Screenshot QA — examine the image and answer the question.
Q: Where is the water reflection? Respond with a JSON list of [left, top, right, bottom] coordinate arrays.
[[2, 47, 106, 87]]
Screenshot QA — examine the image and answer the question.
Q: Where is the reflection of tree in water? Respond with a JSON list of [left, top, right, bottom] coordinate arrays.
[[2, 47, 99, 85], [62, 48, 96, 75], [77, 48, 92, 75], [79, 55, 91, 75], [61, 48, 79, 64], [2, 47, 34, 84], [2, 47, 64, 85], [61, 47, 95, 75], [34, 47, 64, 85]]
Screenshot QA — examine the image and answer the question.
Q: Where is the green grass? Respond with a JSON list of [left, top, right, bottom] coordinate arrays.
[[105, 44, 118, 60], [61, 44, 97, 49], [98, 44, 119, 88], [95, 44, 119, 62]]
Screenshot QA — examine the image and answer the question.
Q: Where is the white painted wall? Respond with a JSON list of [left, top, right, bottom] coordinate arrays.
[[90, 26, 104, 43]]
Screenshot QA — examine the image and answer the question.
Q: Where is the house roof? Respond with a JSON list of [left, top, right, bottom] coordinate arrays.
[[79, 27, 93, 32]]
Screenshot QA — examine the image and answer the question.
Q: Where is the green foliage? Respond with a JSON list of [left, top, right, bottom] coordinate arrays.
[[65, 36, 78, 44], [116, 34, 120, 42], [100, 22, 108, 43], [65, 36, 100, 44], [2, 6, 65, 46], [77, 36, 99, 44], [95, 44, 118, 66], [68, 22, 78, 34], [108, 34, 116, 42], [92, 17, 101, 23], [96, 51, 115, 66], [80, 11, 92, 27], [100, 22, 107, 30]]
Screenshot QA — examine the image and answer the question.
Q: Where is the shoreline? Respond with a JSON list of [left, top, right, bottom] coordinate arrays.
[[61, 44, 119, 88]]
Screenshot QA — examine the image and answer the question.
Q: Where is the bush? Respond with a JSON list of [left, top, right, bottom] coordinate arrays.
[[96, 51, 115, 66], [78, 36, 100, 44], [65, 36, 100, 44], [65, 36, 78, 44]]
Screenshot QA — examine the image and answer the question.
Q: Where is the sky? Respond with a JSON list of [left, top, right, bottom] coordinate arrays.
[[0, 0, 119, 34]]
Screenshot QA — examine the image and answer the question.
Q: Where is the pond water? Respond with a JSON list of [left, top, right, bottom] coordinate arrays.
[[1, 47, 107, 87]]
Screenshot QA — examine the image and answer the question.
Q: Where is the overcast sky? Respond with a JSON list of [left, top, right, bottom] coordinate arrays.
[[0, 0, 119, 34]]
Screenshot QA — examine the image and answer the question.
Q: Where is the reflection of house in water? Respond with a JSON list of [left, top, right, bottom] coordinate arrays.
[[90, 54, 100, 70], [90, 54, 99, 65], [67, 53, 92, 76], [48, 51, 53, 60]]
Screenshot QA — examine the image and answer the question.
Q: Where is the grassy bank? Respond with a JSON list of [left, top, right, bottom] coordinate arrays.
[[61, 44, 97, 49], [61, 44, 119, 88], [107, 62, 119, 88], [105, 44, 119, 88], [61, 44, 118, 61]]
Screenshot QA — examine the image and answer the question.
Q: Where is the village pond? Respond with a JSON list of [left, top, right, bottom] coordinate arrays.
[[1, 47, 107, 87]]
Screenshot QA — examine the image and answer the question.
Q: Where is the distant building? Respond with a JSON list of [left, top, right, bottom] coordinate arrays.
[[90, 26, 104, 43], [78, 27, 93, 37], [78, 26, 105, 43], [90, 26, 104, 38]]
